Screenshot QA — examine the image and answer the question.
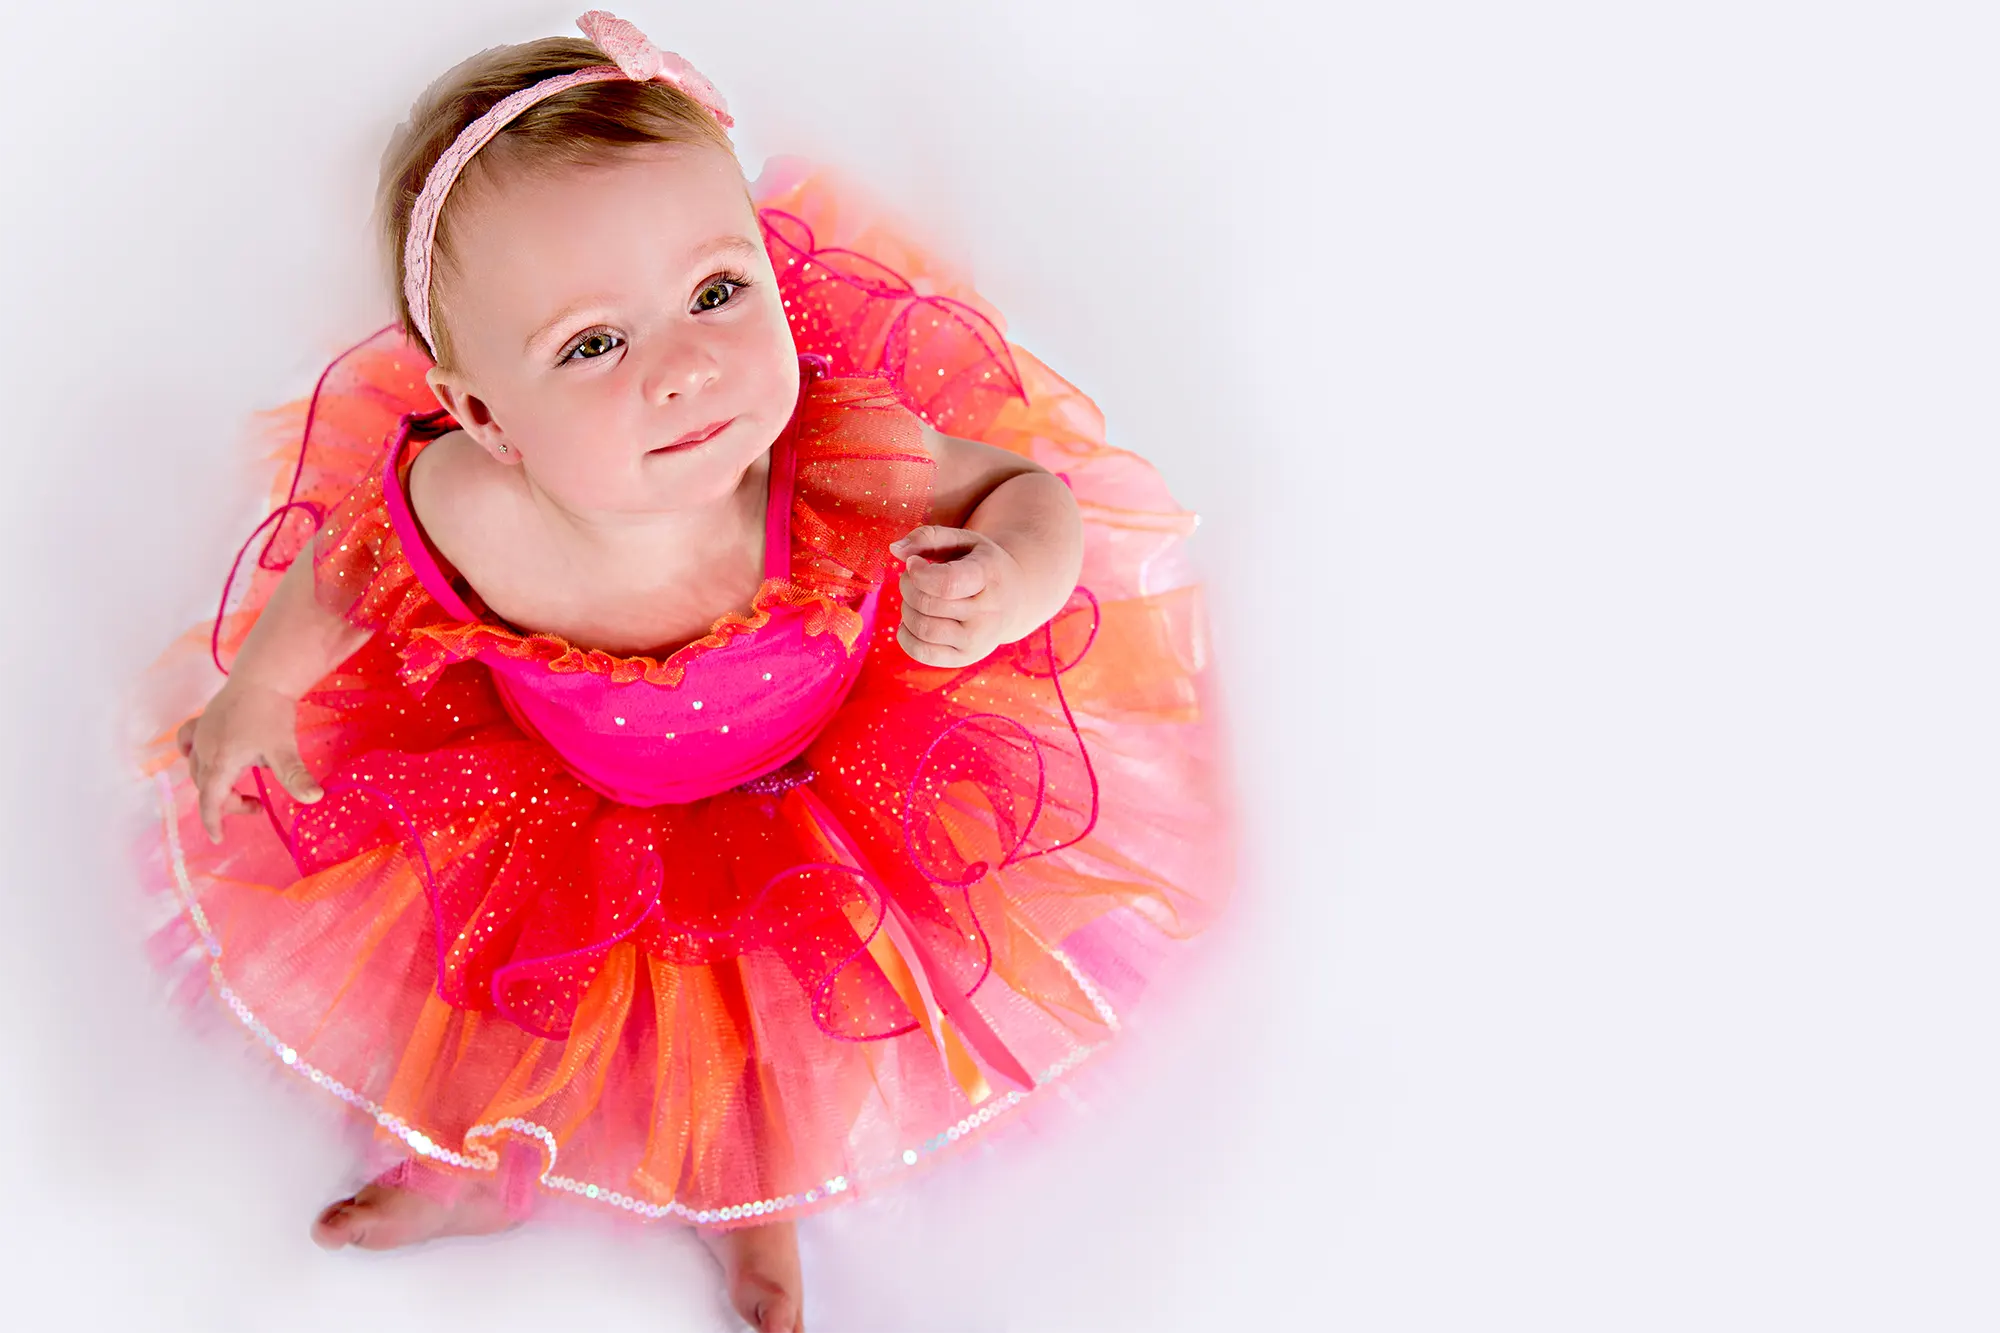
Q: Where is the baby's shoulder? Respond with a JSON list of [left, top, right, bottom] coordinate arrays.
[[404, 429, 536, 594]]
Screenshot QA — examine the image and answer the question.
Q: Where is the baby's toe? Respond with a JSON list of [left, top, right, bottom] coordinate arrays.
[[750, 1284, 801, 1333], [309, 1200, 360, 1250]]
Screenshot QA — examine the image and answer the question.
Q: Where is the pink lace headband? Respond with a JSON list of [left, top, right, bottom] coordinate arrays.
[[402, 9, 734, 358]]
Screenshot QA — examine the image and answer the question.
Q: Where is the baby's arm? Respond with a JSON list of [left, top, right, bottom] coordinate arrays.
[[888, 427, 1084, 667], [176, 535, 376, 841]]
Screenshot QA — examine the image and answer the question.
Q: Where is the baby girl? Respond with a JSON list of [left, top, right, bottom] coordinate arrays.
[[156, 12, 1227, 1330]]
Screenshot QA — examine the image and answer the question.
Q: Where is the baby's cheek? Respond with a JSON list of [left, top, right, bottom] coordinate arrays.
[[540, 432, 652, 510]]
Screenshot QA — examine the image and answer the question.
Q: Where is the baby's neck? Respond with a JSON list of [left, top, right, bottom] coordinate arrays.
[[517, 456, 768, 569]]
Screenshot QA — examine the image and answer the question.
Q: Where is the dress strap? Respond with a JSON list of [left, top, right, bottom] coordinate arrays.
[[763, 416, 798, 583], [764, 356, 824, 583], [380, 415, 480, 624]]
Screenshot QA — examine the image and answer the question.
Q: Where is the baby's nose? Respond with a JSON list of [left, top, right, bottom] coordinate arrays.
[[642, 341, 721, 404]]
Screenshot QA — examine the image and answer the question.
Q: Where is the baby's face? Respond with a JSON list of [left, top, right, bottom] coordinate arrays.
[[428, 141, 800, 517]]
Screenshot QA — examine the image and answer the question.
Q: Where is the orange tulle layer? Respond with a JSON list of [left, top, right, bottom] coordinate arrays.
[[133, 158, 1234, 1230]]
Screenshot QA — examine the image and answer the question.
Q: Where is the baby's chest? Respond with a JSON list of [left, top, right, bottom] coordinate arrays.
[[434, 512, 767, 660], [409, 435, 768, 658], [476, 545, 767, 658]]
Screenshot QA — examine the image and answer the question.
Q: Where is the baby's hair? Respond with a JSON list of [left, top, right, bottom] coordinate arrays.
[[379, 36, 741, 368]]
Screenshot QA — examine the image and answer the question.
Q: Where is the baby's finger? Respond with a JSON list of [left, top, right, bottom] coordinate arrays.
[[901, 609, 970, 650], [219, 791, 261, 819], [890, 525, 977, 561], [903, 554, 987, 602], [197, 755, 244, 843], [897, 625, 968, 668], [897, 574, 973, 620], [175, 717, 198, 758], [264, 743, 325, 805]]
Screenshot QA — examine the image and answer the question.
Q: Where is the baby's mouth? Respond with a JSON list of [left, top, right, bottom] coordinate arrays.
[[651, 417, 734, 453]]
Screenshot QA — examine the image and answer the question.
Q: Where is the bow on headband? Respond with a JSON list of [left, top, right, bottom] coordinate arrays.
[[575, 9, 733, 128]]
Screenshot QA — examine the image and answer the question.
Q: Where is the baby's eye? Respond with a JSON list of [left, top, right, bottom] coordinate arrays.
[[693, 272, 753, 313], [562, 330, 624, 363]]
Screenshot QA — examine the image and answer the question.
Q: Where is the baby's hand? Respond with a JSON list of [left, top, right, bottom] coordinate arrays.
[[175, 680, 324, 843], [889, 525, 1027, 668]]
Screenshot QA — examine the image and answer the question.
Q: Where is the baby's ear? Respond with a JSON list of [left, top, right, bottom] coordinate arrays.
[[423, 368, 515, 462]]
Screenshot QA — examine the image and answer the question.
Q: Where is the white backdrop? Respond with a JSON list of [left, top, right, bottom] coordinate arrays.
[[2, 1, 1994, 1329]]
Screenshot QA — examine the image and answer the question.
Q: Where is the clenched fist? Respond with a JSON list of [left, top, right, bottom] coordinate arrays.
[[889, 525, 1033, 668]]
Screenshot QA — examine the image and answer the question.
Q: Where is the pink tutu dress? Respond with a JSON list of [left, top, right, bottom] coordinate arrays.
[[136, 159, 1233, 1230]]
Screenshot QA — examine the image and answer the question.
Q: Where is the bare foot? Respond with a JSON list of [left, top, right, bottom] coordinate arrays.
[[697, 1220, 805, 1332], [310, 1174, 519, 1251]]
